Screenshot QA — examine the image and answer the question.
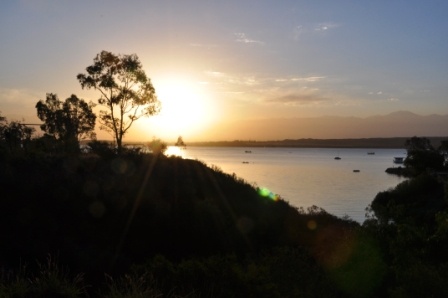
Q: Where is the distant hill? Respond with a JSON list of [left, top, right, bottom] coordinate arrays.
[[190, 137, 448, 149], [200, 111, 448, 141]]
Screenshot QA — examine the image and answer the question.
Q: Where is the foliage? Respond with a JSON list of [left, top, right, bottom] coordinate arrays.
[[365, 138, 448, 297], [2, 134, 448, 296], [175, 135, 186, 148], [404, 136, 445, 174], [77, 50, 160, 152], [0, 113, 35, 155], [100, 273, 163, 298], [149, 138, 167, 155], [0, 255, 87, 298], [367, 173, 445, 225], [36, 93, 96, 153], [87, 140, 117, 158]]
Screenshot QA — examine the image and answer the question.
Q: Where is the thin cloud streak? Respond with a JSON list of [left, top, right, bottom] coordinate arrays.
[[234, 32, 264, 45], [314, 22, 340, 32]]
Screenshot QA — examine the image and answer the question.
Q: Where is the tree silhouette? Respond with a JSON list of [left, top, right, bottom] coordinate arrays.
[[403, 136, 444, 174], [36, 93, 96, 152], [77, 51, 160, 153], [0, 113, 34, 154], [175, 136, 186, 148]]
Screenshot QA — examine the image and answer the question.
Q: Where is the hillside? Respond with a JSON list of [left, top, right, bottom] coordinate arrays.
[[0, 152, 358, 297], [1, 149, 448, 297]]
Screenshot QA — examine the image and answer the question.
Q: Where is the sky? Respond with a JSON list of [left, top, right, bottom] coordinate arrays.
[[1, 0, 448, 142]]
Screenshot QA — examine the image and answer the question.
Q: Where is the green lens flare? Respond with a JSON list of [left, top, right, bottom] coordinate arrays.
[[258, 187, 279, 201]]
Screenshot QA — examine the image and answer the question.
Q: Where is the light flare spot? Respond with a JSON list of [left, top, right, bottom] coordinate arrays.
[[257, 187, 280, 201], [307, 220, 317, 230]]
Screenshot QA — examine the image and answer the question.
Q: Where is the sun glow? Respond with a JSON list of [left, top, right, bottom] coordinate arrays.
[[139, 76, 217, 141]]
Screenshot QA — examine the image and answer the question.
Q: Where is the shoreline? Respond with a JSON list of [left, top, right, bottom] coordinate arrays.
[[186, 137, 447, 149]]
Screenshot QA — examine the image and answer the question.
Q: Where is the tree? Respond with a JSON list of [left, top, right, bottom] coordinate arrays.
[[405, 136, 433, 151], [175, 136, 186, 148], [0, 113, 35, 154], [438, 140, 448, 167], [403, 137, 444, 174], [36, 93, 96, 151], [77, 50, 160, 153]]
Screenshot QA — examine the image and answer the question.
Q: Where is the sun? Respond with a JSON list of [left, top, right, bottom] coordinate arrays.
[[137, 76, 217, 141]]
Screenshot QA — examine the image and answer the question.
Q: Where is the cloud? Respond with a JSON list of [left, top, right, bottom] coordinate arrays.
[[275, 76, 325, 83], [234, 32, 264, 45], [293, 25, 304, 40], [203, 71, 335, 106], [266, 87, 328, 105], [292, 76, 326, 83], [205, 71, 261, 86], [292, 23, 339, 41], [189, 43, 218, 48], [314, 22, 340, 32], [205, 71, 225, 78]]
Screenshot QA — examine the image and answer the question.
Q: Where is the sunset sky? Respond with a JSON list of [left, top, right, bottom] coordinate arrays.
[[1, 0, 448, 142]]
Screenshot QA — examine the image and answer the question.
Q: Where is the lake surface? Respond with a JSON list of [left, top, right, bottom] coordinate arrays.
[[173, 146, 407, 223]]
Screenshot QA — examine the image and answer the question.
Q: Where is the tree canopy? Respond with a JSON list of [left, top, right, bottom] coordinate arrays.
[[77, 50, 160, 152], [404, 136, 445, 174], [36, 93, 96, 151], [0, 114, 34, 154]]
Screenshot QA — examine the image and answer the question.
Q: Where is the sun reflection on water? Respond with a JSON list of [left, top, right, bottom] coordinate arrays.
[[165, 146, 185, 158]]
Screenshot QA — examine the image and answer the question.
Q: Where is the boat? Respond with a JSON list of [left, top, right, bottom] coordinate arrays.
[[367, 152, 375, 155], [393, 157, 404, 164], [334, 156, 341, 160], [353, 169, 360, 173], [245, 150, 252, 153]]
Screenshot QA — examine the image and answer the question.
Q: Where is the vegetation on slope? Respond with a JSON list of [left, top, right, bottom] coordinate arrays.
[[0, 131, 448, 297]]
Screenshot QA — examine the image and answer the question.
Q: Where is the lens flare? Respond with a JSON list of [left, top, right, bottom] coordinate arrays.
[[257, 187, 279, 201]]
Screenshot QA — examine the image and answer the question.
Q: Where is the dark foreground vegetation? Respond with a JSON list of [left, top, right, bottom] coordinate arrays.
[[0, 136, 447, 297]]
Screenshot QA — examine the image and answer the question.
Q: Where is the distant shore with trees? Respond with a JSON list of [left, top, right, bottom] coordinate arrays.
[[187, 137, 448, 149]]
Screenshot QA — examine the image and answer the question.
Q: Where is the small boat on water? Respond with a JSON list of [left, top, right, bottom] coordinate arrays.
[[393, 157, 404, 164], [334, 156, 341, 160], [367, 152, 375, 155], [353, 169, 360, 173]]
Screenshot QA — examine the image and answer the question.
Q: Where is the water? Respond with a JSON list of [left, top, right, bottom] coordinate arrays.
[[174, 146, 407, 223]]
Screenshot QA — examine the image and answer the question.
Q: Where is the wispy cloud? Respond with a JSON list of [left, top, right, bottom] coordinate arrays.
[[292, 22, 340, 41], [275, 76, 325, 83], [234, 32, 264, 45], [189, 43, 218, 48], [204, 71, 225, 78], [314, 22, 340, 32], [205, 71, 261, 86], [203, 71, 332, 104], [266, 87, 328, 105], [293, 25, 304, 41], [293, 76, 326, 83]]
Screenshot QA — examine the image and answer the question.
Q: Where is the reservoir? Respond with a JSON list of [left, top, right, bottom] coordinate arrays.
[[176, 147, 407, 223]]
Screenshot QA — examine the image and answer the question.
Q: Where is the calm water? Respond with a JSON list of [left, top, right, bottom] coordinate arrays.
[[175, 147, 407, 223]]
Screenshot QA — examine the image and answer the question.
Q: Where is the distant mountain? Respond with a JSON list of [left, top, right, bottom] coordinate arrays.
[[203, 111, 448, 140]]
